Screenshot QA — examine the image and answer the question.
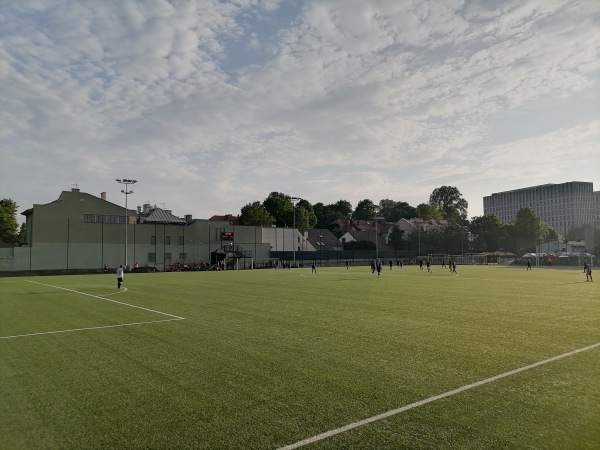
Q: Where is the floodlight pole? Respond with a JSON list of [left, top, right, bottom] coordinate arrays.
[[319, 234, 323, 267], [373, 211, 384, 261], [116, 178, 137, 269], [291, 197, 300, 267]]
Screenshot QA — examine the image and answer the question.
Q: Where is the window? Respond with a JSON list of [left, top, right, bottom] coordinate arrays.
[[148, 253, 156, 263], [84, 214, 125, 224], [179, 253, 187, 259], [164, 253, 172, 260]]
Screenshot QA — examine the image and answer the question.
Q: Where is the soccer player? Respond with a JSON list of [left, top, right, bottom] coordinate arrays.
[[527, 258, 532, 270], [426, 259, 432, 273], [311, 262, 317, 274], [116, 265, 124, 289], [586, 262, 593, 282], [377, 260, 382, 278], [441, 258, 447, 269]]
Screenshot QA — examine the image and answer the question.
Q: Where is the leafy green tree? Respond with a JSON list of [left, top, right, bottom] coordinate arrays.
[[313, 200, 353, 228], [429, 186, 468, 223], [468, 214, 506, 252], [239, 201, 274, 226], [332, 200, 353, 219], [263, 192, 293, 227], [313, 203, 336, 228], [415, 203, 443, 220], [353, 199, 377, 220], [388, 225, 405, 251], [0, 199, 20, 244], [394, 201, 418, 221], [295, 199, 317, 228], [18, 223, 27, 243], [509, 208, 550, 254], [378, 200, 417, 223], [378, 199, 397, 222]]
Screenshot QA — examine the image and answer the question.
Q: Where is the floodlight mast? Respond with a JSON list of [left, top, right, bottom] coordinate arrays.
[[373, 208, 384, 261], [116, 179, 137, 269], [291, 197, 300, 267]]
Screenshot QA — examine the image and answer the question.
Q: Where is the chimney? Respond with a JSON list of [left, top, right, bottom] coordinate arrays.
[[101, 192, 107, 201], [185, 214, 193, 223]]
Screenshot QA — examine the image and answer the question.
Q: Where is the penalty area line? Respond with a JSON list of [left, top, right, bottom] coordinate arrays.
[[0, 318, 183, 340], [278, 341, 600, 450], [26, 280, 184, 320]]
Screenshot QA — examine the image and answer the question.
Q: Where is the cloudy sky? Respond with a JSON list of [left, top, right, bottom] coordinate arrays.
[[1, 0, 599, 223]]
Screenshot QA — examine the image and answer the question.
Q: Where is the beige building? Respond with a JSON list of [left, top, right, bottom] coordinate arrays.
[[1, 188, 281, 273]]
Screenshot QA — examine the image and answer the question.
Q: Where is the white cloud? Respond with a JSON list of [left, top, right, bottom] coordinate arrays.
[[1, 0, 598, 223]]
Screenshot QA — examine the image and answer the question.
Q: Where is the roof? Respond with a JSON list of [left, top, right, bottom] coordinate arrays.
[[330, 218, 393, 233], [209, 214, 240, 225], [300, 228, 340, 251], [138, 208, 185, 224]]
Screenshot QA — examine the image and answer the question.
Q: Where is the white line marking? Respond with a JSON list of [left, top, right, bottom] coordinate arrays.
[[26, 280, 184, 320], [0, 319, 182, 339], [278, 342, 600, 450]]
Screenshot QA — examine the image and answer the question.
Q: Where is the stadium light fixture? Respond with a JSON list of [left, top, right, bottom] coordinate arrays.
[[116, 179, 137, 268], [291, 197, 300, 267]]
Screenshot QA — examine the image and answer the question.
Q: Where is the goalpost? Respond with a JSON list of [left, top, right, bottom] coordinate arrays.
[[427, 253, 449, 263], [465, 253, 487, 265]]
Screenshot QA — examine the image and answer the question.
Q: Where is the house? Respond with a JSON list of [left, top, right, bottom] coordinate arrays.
[[209, 214, 240, 225], [300, 228, 341, 252], [396, 218, 450, 239]]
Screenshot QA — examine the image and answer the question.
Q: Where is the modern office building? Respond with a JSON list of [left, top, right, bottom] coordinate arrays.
[[483, 181, 598, 236]]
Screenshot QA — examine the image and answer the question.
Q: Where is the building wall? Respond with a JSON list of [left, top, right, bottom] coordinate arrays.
[[261, 227, 304, 252], [6, 190, 280, 272], [483, 181, 598, 235]]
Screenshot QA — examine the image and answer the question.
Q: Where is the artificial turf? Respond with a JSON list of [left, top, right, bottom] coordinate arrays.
[[0, 264, 598, 449]]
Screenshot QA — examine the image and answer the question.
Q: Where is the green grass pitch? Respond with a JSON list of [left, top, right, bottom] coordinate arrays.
[[1, 265, 598, 449]]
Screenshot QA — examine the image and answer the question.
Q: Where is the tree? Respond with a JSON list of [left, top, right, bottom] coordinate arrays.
[[295, 199, 317, 228], [379, 199, 418, 223], [353, 199, 377, 220], [378, 199, 397, 222], [429, 186, 468, 223], [239, 201, 274, 226], [263, 192, 293, 227], [468, 214, 506, 252], [509, 208, 550, 254], [313, 203, 336, 228], [332, 200, 353, 219], [415, 203, 443, 220], [388, 225, 405, 251], [18, 223, 27, 243], [0, 199, 20, 244]]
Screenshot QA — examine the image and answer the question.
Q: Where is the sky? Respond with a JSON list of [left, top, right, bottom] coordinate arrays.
[[1, 0, 599, 224]]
